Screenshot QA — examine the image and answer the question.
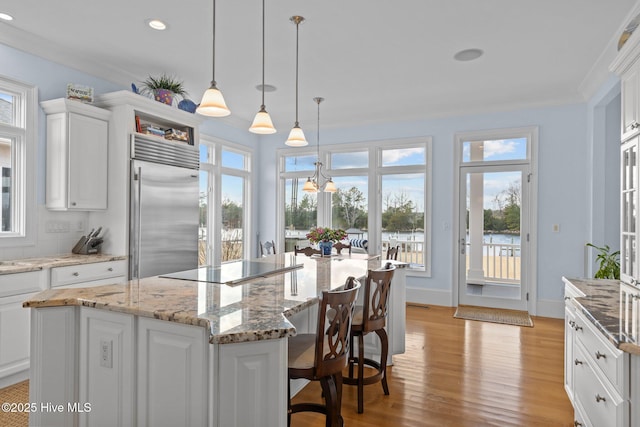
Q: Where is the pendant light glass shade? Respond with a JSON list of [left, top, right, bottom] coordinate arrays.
[[285, 125, 307, 147], [324, 179, 337, 193], [197, 82, 230, 117], [249, 0, 276, 134], [249, 107, 276, 134], [197, 0, 230, 118], [302, 178, 316, 192]]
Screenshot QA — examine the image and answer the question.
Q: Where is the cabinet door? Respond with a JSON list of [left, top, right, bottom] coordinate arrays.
[[0, 294, 32, 385], [137, 317, 208, 427], [564, 305, 576, 404], [68, 112, 108, 209], [622, 65, 640, 140], [621, 138, 638, 285]]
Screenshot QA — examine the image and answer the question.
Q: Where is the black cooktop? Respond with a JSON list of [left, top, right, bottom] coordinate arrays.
[[161, 260, 302, 285]]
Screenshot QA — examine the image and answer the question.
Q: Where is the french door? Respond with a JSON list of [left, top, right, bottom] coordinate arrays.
[[458, 164, 530, 311]]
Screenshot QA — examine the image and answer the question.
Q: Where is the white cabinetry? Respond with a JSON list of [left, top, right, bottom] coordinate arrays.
[[0, 270, 46, 388], [50, 260, 126, 288], [622, 61, 640, 141], [621, 137, 639, 285], [137, 317, 208, 427], [41, 99, 111, 210], [564, 280, 631, 427]]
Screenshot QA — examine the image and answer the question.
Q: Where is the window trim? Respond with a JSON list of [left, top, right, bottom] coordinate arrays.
[[278, 136, 432, 275], [0, 76, 36, 247], [200, 134, 253, 264]]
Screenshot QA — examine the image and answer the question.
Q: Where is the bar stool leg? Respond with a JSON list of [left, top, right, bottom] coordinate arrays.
[[377, 328, 390, 395], [357, 333, 365, 413]]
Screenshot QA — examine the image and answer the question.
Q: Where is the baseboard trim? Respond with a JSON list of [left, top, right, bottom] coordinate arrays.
[[406, 287, 452, 307], [535, 299, 565, 319], [0, 369, 29, 390]]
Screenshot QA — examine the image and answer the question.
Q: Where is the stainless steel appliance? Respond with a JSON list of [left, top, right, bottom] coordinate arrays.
[[129, 135, 199, 279]]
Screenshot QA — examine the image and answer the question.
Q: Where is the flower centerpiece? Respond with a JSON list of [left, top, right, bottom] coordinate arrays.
[[306, 227, 348, 255]]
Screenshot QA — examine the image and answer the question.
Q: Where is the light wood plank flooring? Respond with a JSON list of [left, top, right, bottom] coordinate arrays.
[[291, 304, 574, 426]]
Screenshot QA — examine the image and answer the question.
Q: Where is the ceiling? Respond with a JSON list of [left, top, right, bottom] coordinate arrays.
[[0, 0, 637, 132]]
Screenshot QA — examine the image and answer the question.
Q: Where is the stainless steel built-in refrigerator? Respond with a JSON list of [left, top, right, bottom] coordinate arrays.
[[129, 136, 199, 279]]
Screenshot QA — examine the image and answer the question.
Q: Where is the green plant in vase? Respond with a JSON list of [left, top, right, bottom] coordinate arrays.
[[140, 74, 188, 106], [586, 243, 620, 279]]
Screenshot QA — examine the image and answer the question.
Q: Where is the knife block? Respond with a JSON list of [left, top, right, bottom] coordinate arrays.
[[72, 236, 102, 255]]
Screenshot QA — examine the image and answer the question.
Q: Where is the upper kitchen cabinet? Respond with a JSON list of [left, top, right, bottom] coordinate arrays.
[[621, 62, 640, 140], [41, 99, 111, 210]]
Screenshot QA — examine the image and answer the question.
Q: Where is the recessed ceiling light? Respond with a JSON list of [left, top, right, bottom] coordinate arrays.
[[147, 19, 167, 31], [256, 84, 277, 92], [0, 13, 14, 21], [454, 48, 484, 62]]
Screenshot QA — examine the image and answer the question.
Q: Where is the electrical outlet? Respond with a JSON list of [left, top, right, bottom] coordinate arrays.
[[552, 224, 560, 233], [100, 339, 112, 368]]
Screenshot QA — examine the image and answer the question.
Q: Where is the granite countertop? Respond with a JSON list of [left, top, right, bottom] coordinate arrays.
[[0, 253, 127, 275], [563, 276, 640, 355], [24, 254, 382, 344]]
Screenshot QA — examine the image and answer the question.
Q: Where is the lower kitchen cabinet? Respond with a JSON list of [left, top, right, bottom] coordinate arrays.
[[51, 260, 127, 288], [29, 306, 289, 427], [0, 270, 47, 388]]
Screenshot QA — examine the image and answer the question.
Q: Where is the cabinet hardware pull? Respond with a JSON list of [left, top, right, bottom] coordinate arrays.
[[72, 272, 79, 276], [574, 359, 583, 365], [71, 202, 77, 206], [108, 267, 113, 271], [595, 394, 606, 403], [564, 296, 570, 300], [574, 325, 583, 331], [595, 351, 606, 360], [568, 320, 575, 327], [574, 421, 583, 427]]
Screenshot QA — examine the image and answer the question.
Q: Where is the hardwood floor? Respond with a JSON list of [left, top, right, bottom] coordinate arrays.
[[291, 304, 574, 426]]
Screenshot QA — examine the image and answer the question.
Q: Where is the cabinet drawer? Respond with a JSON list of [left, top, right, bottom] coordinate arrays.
[[573, 343, 626, 427], [574, 310, 627, 395], [50, 261, 126, 287], [0, 270, 47, 298]]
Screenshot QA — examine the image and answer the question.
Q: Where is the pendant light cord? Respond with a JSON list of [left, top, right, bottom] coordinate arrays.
[[211, 0, 217, 85], [261, 0, 265, 107], [294, 19, 300, 125]]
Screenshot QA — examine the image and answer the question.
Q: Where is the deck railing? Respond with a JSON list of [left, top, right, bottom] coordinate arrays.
[[466, 242, 521, 284]]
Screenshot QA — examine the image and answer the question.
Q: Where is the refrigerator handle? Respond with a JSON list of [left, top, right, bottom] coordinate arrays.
[[133, 166, 142, 279]]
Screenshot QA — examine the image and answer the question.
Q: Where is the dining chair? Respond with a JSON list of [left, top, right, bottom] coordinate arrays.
[[260, 240, 276, 257], [386, 245, 399, 260], [288, 283, 360, 427], [344, 264, 396, 413], [295, 245, 321, 256], [333, 241, 352, 255]]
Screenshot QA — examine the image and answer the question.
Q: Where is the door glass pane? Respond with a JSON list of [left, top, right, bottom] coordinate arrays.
[[381, 173, 424, 265], [0, 137, 12, 232], [284, 177, 317, 251], [222, 150, 246, 170], [221, 174, 243, 262], [0, 92, 14, 126], [284, 155, 316, 172], [331, 176, 368, 238], [462, 137, 527, 163], [199, 170, 209, 266], [331, 151, 368, 169], [464, 171, 522, 298], [381, 147, 426, 167]]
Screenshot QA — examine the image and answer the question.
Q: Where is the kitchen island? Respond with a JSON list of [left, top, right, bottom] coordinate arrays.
[[23, 253, 406, 427]]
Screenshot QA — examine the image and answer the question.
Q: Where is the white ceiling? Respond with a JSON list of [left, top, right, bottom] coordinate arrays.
[[0, 0, 638, 131]]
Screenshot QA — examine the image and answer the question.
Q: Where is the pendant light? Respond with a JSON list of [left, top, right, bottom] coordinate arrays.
[[249, 0, 276, 134], [285, 16, 308, 147], [197, 0, 231, 117], [303, 97, 336, 193]]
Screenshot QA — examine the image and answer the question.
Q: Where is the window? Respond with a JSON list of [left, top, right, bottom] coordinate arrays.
[[199, 137, 252, 264], [279, 137, 431, 273], [0, 76, 36, 245]]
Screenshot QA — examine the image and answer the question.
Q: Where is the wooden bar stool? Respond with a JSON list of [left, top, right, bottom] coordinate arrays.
[[288, 283, 360, 427], [260, 240, 276, 256], [333, 241, 352, 255], [386, 245, 399, 260], [344, 265, 395, 413]]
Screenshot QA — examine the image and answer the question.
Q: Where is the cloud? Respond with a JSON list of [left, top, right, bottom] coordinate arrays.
[[483, 139, 517, 158]]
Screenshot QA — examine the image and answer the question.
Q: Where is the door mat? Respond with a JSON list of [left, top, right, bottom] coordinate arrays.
[[0, 380, 28, 427], [454, 305, 533, 327]]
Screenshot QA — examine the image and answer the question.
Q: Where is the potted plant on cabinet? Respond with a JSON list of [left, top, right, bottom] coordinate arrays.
[[140, 74, 188, 106]]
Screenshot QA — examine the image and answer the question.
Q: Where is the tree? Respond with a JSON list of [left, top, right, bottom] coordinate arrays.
[[332, 187, 366, 229], [382, 191, 418, 232], [222, 198, 242, 229]]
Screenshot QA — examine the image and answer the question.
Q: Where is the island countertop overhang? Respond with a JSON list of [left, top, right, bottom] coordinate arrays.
[[23, 254, 381, 344]]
